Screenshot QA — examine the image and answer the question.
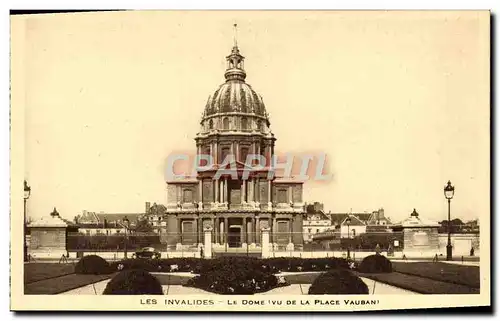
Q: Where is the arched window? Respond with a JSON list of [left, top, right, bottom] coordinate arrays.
[[241, 117, 248, 130], [223, 117, 229, 130], [221, 147, 230, 163], [240, 147, 249, 163], [208, 119, 213, 130], [256, 120, 262, 131]]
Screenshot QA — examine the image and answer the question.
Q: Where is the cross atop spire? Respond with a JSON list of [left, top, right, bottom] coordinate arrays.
[[233, 23, 238, 47], [224, 23, 246, 81]]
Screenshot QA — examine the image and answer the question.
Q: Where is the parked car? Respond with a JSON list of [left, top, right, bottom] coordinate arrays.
[[132, 247, 161, 259]]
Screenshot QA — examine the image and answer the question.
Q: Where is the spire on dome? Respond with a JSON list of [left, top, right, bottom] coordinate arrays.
[[224, 24, 246, 82], [233, 23, 238, 47]]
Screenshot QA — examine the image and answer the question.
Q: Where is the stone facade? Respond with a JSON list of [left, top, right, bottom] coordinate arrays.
[[157, 43, 305, 250], [30, 227, 67, 250], [400, 209, 440, 253]]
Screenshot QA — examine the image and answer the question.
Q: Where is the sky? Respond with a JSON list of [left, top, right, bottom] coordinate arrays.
[[13, 11, 490, 223]]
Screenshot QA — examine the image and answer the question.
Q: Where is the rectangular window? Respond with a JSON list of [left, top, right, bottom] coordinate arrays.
[[277, 189, 287, 203], [183, 189, 193, 203]]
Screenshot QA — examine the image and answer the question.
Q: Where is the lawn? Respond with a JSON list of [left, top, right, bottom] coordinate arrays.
[[24, 262, 116, 294], [24, 263, 76, 284], [360, 272, 479, 294], [391, 262, 480, 288], [25, 273, 115, 294], [282, 262, 480, 295]]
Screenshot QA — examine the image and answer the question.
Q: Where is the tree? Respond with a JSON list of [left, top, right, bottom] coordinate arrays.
[[438, 218, 465, 233], [134, 219, 154, 233]]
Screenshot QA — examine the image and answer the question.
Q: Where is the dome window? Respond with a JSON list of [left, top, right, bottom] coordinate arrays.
[[257, 120, 262, 131], [208, 119, 213, 130], [241, 117, 248, 130], [223, 117, 229, 130]]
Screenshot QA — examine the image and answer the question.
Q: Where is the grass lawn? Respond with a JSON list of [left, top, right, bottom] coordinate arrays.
[[359, 272, 479, 294], [24, 263, 76, 284], [282, 262, 480, 295], [391, 262, 480, 288], [25, 273, 116, 295]]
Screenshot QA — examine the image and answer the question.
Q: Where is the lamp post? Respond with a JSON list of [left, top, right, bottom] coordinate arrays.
[[23, 180, 31, 262], [444, 180, 455, 261], [123, 217, 130, 259], [345, 217, 351, 259]]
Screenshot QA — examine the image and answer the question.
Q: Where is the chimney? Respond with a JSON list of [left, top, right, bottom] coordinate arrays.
[[145, 202, 151, 214], [379, 208, 385, 219]]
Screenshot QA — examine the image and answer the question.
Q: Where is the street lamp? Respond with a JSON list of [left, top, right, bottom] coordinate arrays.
[[123, 217, 130, 259], [345, 217, 351, 259], [444, 180, 455, 261], [24, 180, 31, 262]]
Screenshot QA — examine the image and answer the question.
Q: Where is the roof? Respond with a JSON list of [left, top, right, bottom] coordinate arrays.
[[95, 213, 143, 223], [305, 212, 330, 221], [77, 223, 127, 229], [29, 214, 75, 228], [340, 215, 366, 226], [330, 213, 371, 224], [78, 212, 143, 225], [400, 214, 439, 228]]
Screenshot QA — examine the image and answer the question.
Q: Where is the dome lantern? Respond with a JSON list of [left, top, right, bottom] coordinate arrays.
[[224, 24, 246, 82]]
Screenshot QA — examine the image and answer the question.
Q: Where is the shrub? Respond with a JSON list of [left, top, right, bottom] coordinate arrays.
[[103, 269, 163, 295], [110, 257, 206, 273], [185, 263, 288, 294], [110, 257, 350, 274], [358, 254, 393, 273], [308, 269, 369, 294], [74, 255, 112, 275]]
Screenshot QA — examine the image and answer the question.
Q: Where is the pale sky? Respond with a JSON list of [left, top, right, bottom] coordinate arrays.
[[14, 11, 490, 223]]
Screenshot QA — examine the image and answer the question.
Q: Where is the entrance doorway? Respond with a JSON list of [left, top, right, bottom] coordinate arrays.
[[228, 226, 242, 248]]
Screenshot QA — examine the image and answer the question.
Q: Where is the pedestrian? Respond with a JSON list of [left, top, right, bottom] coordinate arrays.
[[200, 245, 204, 259], [470, 247, 475, 257]]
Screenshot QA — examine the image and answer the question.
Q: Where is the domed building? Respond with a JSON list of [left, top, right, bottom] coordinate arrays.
[[163, 40, 305, 253]]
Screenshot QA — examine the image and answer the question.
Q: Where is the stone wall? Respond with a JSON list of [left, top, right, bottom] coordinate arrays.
[[30, 227, 66, 250], [403, 227, 439, 251]]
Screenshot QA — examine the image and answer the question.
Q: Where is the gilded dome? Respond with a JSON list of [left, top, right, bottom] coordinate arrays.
[[199, 45, 272, 135], [204, 81, 267, 117]]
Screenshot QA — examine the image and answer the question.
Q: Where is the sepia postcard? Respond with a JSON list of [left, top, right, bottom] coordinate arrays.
[[10, 10, 491, 311]]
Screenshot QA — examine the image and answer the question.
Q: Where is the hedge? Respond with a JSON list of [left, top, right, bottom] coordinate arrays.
[[74, 255, 112, 275], [308, 269, 369, 294], [67, 233, 161, 251], [110, 256, 349, 274], [103, 269, 163, 295], [358, 254, 393, 273]]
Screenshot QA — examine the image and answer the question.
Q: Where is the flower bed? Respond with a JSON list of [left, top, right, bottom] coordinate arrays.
[[106, 256, 351, 295], [185, 262, 289, 294], [110, 256, 349, 274]]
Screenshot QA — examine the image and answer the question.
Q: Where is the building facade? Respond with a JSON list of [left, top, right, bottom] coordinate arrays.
[[163, 42, 305, 250], [303, 202, 332, 243]]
